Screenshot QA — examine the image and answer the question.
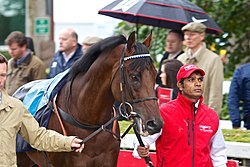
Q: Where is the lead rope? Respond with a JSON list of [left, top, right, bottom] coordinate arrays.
[[134, 126, 154, 167]]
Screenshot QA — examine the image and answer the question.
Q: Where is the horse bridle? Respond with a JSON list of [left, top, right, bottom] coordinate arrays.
[[118, 45, 156, 167], [118, 45, 157, 119]]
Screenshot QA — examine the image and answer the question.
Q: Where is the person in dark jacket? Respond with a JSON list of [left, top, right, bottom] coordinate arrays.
[[48, 28, 83, 78], [228, 63, 250, 130], [26, 36, 36, 54], [156, 30, 184, 86]]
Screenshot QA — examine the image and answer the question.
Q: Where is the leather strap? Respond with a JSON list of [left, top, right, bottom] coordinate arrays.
[[53, 97, 67, 136]]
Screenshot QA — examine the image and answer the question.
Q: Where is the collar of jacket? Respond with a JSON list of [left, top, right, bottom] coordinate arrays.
[[185, 42, 206, 63], [59, 43, 83, 57], [11, 51, 33, 68], [0, 89, 14, 111], [177, 92, 203, 109]]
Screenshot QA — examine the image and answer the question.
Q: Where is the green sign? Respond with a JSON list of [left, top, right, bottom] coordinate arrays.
[[35, 17, 49, 36]]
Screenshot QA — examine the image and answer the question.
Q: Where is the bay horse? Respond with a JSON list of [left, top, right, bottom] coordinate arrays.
[[17, 31, 163, 167]]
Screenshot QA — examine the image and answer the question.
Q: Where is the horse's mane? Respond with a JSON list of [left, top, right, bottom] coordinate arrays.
[[68, 34, 127, 81]]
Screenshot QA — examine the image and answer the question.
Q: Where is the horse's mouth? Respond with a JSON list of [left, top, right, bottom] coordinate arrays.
[[134, 117, 149, 137]]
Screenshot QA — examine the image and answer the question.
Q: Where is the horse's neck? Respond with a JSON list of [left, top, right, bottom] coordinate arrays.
[[60, 57, 119, 124]]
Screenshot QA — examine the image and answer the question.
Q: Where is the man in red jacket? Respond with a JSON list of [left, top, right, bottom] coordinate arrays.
[[134, 64, 227, 167]]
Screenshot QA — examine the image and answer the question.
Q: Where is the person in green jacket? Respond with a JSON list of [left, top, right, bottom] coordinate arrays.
[[5, 31, 47, 95], [0, 53, 84, 166]]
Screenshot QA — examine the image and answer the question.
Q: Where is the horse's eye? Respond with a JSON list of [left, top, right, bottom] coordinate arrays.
[[129, 74, 140, 82]]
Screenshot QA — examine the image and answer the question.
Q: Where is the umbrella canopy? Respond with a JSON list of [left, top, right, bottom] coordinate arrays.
[[99, 0, 223, 35]]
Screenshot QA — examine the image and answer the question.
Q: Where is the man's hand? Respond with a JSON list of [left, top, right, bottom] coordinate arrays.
[[137, 145, 149, 157], [71, 138, 84, 153]]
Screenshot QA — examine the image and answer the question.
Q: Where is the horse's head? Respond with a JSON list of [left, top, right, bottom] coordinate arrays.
[[112, 31, 163, 136]]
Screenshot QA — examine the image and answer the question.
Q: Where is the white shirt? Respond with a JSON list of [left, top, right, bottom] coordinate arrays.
[[62, 51, 75, 64]]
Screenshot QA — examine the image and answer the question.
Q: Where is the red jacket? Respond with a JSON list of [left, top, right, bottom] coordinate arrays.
[[156, 93, 219, 167]]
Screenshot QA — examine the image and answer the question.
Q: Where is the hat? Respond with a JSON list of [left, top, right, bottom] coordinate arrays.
[[177, 64, 205, 82], [82, 36, 103, 45], [181, 22, 207, 33]]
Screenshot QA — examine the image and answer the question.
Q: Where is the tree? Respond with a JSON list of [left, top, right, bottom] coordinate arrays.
[[0, 0, 25, 45], [192, 0, 250, 78]]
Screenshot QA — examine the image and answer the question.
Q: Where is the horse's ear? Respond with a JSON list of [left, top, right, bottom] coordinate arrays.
[[127, 31, 136, 54], [143, 31, 152, 49]]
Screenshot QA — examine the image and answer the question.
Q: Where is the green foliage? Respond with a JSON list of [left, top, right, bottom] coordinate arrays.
[[190, 0, 250, 78], [119, 120, 134, 134], [222, 129, 250, 143], [0, 51, 10, 60], [115, 22, 167, 68], [220, 93, 230, 120], [0, 0, 25, 45]]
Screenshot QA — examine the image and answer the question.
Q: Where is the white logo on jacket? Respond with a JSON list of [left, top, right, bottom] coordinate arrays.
[[199, 125, 213, 133], [51, 62, 57, 68]]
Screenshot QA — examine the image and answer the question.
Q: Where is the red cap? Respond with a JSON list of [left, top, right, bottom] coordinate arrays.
[[177, 64, 205, 82]]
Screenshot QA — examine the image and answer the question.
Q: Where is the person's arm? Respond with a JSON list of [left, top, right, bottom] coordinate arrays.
[[228, 68, 242, 128], [210, 128, 227, 167], [19, 106, 84, 152], [133, 131, 161, 158]]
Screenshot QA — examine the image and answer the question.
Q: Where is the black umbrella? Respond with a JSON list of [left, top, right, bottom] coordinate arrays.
[[98, 0, 223, 35]]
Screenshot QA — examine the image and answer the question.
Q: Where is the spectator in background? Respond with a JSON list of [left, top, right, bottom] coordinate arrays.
[[228, 63, 250, 130], [177, 22, 224, 115], [157, 59, 183, 104], [134, 64, 227, 167], [82, 36, 103, 53], [156, 30, 184, 86], [0, 53, 84, 166], [5, 31, 46, 95], [48, 28, 83, 79]]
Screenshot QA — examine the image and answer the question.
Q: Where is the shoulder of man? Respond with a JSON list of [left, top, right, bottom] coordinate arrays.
[[2, 91, 26, 110], [204, 47, 220, 57], [159, 100, 178, 114], [176, 52, 187, 63], [75, 44, 84, 56], [30, 55, 46, 68], [239, 62, 250, 70], [200, 103, 219, 121]]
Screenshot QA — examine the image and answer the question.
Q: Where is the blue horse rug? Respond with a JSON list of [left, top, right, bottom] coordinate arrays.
[[14, 69, 69, 152]]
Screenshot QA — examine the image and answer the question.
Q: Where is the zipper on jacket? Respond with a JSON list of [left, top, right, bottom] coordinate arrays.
[[160, 157, 164, 167], [188, 118, 190, 145], [192, 104, 196, 167], [192, 118, 195, 167]]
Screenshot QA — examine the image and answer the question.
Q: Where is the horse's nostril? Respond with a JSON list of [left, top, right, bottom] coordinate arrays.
[[146, 120, 162, 133], [147, 120, 158, 128]]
